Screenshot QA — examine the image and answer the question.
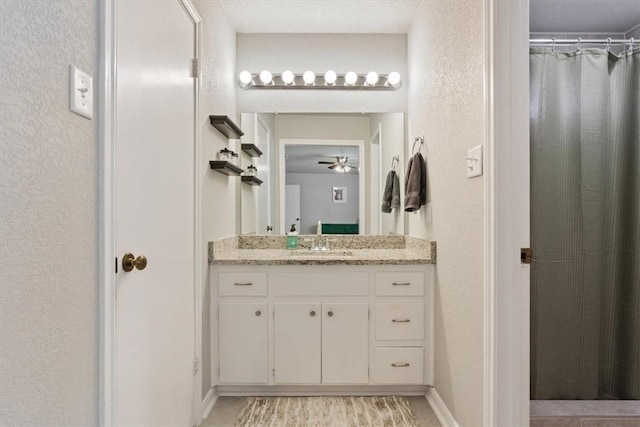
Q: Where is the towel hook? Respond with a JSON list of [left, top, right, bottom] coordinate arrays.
[[391, 155, 399, 171], [411, 136, 424, 155]]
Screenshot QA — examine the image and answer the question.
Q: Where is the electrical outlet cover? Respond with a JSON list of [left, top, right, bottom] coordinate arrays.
[[467, 145, 483, 178], [69, 65, 93, 119]]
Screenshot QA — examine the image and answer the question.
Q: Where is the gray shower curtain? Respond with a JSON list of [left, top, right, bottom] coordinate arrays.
[[530, 47, 640, 400]]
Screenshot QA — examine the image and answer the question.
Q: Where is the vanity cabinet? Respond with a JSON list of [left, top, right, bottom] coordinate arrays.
[[274, 302, 368, 384], [212, 264, 434, 390]]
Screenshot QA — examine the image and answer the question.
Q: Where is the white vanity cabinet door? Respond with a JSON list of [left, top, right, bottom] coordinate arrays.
[[321, 303, 369, 384], [219, 302, 268, 384], [274, 302, 321, 384]]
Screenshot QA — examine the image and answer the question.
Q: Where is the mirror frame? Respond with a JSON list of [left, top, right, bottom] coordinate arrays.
[[279, 138, 366, 235]]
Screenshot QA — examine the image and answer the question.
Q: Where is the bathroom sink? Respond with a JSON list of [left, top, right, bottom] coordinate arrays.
[[289, 250, 354, 257]]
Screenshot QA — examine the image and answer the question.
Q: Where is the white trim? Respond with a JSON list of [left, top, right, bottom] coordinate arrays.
[[99, 0, 117, 425], [217, 385, 429, 396], [201, 387, 218, 422], [177, 0, 203, 425], [425, 387, 459, 427], [486, 1, 531, 426], [278, 138, 366, 235]]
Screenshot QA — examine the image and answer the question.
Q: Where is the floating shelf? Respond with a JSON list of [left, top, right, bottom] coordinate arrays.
[[209, 115, 244, 139], [241, 143, 263, 158], [241, 176, 263, 186], [209, 161, 243, 176]]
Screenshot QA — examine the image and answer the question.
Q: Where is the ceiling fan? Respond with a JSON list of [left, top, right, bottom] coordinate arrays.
[[317, 156, 358, 172]]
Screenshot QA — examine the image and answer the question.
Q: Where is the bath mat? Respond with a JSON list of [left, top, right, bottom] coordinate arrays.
[[235, 396, 418, 427]]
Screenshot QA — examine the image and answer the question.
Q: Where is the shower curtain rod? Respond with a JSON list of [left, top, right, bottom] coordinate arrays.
[[530, 38, 639, 45]]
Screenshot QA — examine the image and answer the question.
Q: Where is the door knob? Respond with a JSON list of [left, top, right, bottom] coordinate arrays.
[[122, 252, 148, 272]]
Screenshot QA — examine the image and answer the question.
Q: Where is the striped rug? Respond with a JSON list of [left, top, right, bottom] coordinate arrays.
[[235, 396, 418, 427]]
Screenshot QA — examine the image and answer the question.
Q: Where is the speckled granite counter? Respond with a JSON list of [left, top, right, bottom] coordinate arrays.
[[208, 235, 436, 266]]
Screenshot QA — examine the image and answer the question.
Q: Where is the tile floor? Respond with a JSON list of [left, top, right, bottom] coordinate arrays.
[[202, 396, 442, 427], [530, 401, 640, 427]]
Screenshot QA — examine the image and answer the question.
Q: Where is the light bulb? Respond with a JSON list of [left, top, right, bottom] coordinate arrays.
[[324, 70, 337, 85], [239, 70, 253, 86], [343, 165, 351, 173], [281, 70, 295, 85], [303, 70, 316, 85], [344, 71, 357, 86], [387, 71, 401, 86], [259, 70, 273, 85], [365, 71, 379, 86]]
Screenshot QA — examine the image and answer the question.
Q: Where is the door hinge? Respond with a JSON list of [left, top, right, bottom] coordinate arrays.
[[115, 256, 118, 274], [192, 58, 200, 78], [272, 368, 275, 377], [368, 311, 371, 320], [194, 353, 200, 375], [521, 248, 532, 264]]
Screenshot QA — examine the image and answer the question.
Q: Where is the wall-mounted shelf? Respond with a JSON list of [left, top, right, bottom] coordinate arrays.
[[209, 115, 244, 139], [241, 176, 263, 186], [209, 161, 243, 176], [241, 143, 263, 158]]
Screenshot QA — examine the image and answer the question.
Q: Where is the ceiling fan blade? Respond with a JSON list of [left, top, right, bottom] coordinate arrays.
[[318, 161, 335, 164], [328, 164, 338, 169]]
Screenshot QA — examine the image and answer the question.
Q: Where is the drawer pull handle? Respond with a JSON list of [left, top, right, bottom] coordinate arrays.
[[234, 282, 253, 286], [327, 311, 334, 317], [255, 310, 261, 317], [392, 319, 411, 323], [392, 282, 411, 286], [310, 310, 316, 317], [391, 363, 410, 368]]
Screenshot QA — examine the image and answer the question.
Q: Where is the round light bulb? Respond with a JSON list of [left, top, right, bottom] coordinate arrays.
[[303, 70, 316, 85], [281, 70, 295, 85], [239, 70, 253, 85], [324, 70, 337, 85], [387, 71, 401, 86], [344, 71, 357, 85], [366, 71, 379, 86], [259, 70, 273, 85]]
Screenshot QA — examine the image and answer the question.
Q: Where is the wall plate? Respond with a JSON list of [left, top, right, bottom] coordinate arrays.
[[69, 65, 93, 119]]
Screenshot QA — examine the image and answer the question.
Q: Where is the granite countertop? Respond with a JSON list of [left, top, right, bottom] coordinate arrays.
[[208, 235, 436, 266]]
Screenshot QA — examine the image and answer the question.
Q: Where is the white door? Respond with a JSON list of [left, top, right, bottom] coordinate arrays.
[[321, 303, 369, 384], [219, 303, 268, 383], [274, 303, 321, 384], [115, 1, 197, 425], [285, 185, 300, 233]]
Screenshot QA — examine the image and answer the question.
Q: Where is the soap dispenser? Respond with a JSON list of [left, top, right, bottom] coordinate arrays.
[[287, 223, 299, 249]]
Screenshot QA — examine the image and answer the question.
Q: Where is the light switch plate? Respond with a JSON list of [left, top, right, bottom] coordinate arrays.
[[467, 145, 483, 178], [69, 65, 93, 119]]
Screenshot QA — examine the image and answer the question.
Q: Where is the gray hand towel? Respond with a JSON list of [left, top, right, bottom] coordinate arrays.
[[381, 170, 397, 213], [404, 152, 426, 212], [391, 170, 400, 209]]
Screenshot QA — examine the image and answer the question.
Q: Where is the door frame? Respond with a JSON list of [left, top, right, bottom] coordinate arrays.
[[484, 1, 530, 426], [99, 1, 203, 425]]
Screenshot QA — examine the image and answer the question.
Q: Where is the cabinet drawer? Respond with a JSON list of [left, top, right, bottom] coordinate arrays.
[[375, 303, 424, 340], [374, 347, 424, 384], [271, 272, 368, 296], [375, 272, 424, 296], [218, 272, 267, 296]]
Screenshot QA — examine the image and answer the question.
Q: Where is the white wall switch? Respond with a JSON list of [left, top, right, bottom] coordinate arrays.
[[467, 145, 483, 178], [69, 65, 93, 119]]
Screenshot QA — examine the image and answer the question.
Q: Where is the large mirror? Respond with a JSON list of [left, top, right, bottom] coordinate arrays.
[[239, 113, 405, 235]]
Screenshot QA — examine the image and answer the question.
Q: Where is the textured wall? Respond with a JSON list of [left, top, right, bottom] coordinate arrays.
[[237, 33, 407, 113], [0, 0, 99, 425], [192, 0, 238, 398], [407, 1, 485, 425]]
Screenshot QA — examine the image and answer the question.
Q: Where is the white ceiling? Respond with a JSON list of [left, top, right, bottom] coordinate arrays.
[[219, 0, 423, 33], [285, 145, 360, 174], [530, 0, 640, 33]]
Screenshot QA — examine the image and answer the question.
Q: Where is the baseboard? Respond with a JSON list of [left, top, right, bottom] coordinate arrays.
[[217, 385, 429, 396], [201, 386, 218, 422], [425, 387, 459, 427]]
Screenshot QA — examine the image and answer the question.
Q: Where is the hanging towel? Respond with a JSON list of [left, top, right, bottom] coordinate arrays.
[[404, 152, 426, 212], [381, 170, 400, 213]]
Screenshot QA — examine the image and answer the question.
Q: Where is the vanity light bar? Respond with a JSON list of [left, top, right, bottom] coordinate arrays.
[[238, 71, 402, 90]]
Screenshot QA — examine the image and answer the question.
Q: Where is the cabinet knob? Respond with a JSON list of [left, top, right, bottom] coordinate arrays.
[[255, 310, 261, 317], [310, 310, 316, 317], [327, 311, 334, 317]]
